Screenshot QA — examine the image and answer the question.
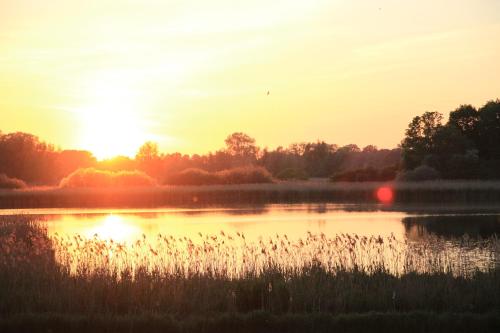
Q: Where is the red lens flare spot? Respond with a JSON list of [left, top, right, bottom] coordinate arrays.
[[376, 186, 394, 204]]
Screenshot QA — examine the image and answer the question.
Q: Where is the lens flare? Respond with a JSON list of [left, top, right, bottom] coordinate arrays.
[[376, 186, 394, 204]]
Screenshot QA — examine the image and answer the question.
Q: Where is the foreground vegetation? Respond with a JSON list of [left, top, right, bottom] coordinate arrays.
[[0, 216, 499, 332], [2, 311, 499, 333]]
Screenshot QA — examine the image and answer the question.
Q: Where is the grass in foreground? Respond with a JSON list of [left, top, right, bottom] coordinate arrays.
[[2, 311, 500, 333]]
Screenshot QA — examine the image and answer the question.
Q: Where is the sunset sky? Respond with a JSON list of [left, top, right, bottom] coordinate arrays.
[[1, 0, 500, 159]]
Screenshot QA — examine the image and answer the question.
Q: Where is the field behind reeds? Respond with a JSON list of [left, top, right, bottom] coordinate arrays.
[[1, 180, 500, 209], [1, 215, 499, 332]]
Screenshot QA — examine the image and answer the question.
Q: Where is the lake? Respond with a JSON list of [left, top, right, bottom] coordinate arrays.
[[2, 203, 499, 276]]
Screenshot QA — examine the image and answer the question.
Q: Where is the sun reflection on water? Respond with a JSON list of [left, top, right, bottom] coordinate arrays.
[[83, 214, 140, 243]]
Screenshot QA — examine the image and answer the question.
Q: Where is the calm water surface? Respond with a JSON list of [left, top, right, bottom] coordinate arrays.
[[3, 203, 499, 242]]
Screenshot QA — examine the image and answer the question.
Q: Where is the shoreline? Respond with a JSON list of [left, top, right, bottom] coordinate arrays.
[[1, 181, 500, 209]]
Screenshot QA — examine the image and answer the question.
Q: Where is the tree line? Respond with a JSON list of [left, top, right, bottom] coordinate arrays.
[[0, 98, 498, 187], [0, 131, 400, 186], [400, 99, 500, 180]]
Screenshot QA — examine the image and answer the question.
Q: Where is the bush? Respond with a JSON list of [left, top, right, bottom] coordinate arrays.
[[0, 173, 27, 189], [59, 168, 157, 188], [275, 168, 309, 180], [218, 166, 274, 184], [330, 166, 398, 182], [164, 166, 274, 185], [396, 165, 441, 182], [164, 168, 221, 186]]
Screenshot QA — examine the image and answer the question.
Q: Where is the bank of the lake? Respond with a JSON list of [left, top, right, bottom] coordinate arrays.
[[1, 181, 500, 209]]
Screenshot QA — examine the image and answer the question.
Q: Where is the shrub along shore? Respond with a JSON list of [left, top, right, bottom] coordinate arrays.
[[1, 180, 500, 208]]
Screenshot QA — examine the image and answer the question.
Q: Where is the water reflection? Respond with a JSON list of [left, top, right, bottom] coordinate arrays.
[[12, 204, 497, 244], [41, 205, 408, 243], [83, 215, 141, 243], [403, 215, 500, 239]]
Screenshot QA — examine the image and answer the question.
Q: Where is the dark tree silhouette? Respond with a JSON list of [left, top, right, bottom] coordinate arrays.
[[401, 100, 500, 180], [224, 132, 259, 158], [401, 111, 443, 170]]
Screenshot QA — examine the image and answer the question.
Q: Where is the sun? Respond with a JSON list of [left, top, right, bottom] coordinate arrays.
[[75, 73, 149, 160], [78, 106, 146, 160]]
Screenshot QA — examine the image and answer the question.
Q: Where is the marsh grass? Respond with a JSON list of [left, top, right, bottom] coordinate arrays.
[[1, 215, 499, 319]]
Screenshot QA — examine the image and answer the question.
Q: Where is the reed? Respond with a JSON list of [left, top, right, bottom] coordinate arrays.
[[1, 216, 499, 320], [2, 311, 500, 333]]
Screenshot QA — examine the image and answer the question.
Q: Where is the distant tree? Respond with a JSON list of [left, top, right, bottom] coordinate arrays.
[[401, 111, 443, 170], [427, 126, 477, 178], [136, 142, 160, 162], [302, 141, 337, 177], [448, 104, 479, 141], [0, 132, 54, 184], [135, 142, 163, 179], [224, 133, 259, 157], [224, 132, 259, 166], [338, 144, 361, 153], [288, 143, 307, 155], [400, 101, 500, 179], [362, 145, 378, 153], [476, 100, 500, 160]]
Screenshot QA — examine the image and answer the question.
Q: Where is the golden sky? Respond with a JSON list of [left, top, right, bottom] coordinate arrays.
[[1, 0, 500, 159]]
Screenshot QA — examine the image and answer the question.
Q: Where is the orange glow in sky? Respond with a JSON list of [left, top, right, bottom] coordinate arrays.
[[1, 0, 500, 158]]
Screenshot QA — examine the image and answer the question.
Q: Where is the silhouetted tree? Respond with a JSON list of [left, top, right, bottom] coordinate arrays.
[[362, 145, 378, 153], [0, 132, 53, 184], [224, 132, 259, 166], [476, 100, 500, 160], [401, 111, 443, 170], [136, 142, 160, 162], [136, 142, 163, 179], [448, 104, 480, 142], [401, 100, 500, 179]]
